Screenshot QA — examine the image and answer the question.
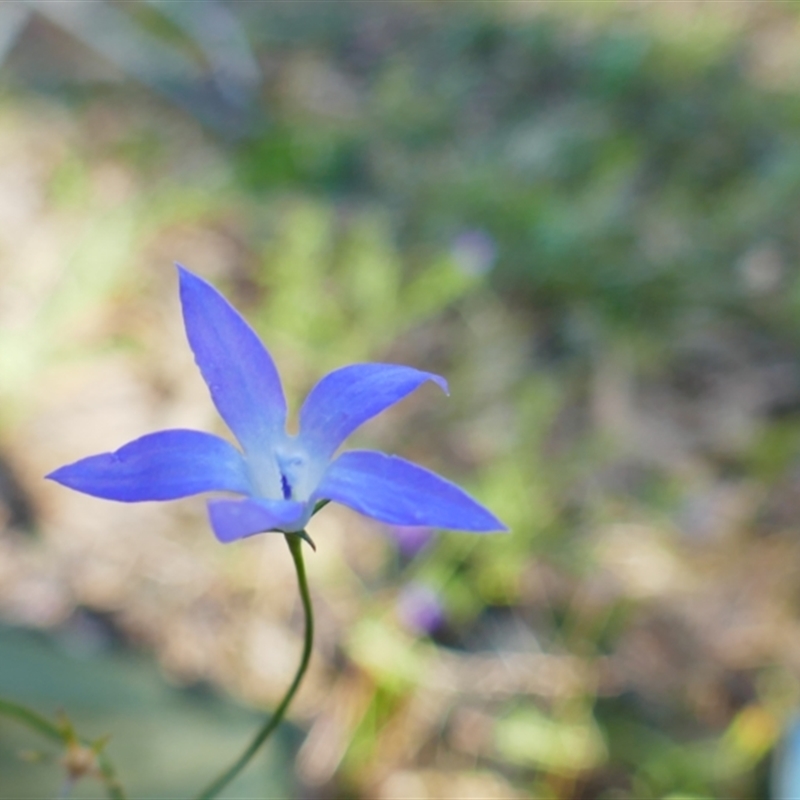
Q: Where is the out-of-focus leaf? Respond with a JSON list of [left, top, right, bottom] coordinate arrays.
[[494, 706, 607, 773]]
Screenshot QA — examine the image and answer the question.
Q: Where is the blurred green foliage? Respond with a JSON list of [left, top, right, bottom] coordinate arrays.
[[235, 5, 800, 351]]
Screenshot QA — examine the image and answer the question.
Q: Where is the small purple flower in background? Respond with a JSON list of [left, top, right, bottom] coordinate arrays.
[[385, 525, 435, 558], [47, 266, 507, 543], [396, 583, 445, 635], [450, 229, 497, 277]]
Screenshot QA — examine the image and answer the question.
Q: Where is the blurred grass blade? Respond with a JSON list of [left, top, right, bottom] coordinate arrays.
[[0, 2, 31, 68], [30, 0, 253, 136], [0, 696, 62, 742]]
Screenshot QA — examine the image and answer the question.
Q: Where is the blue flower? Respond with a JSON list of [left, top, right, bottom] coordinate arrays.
[[47, 266, 507, 544]]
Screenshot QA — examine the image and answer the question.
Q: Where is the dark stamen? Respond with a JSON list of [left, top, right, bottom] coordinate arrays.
[[280, 473, 292, 500]]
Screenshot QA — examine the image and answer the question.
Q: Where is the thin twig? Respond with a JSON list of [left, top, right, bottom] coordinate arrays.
[[0, 697, 127, 800]]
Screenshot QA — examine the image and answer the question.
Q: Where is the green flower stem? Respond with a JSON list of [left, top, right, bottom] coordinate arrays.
[[0, 697, 126, 800], [96, 751, 126, 800], [0, 696, 62, 742], [195, 532, 315, 800]]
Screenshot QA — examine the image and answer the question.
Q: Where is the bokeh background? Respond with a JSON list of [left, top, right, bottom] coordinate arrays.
[[2, 1, 800, 797]]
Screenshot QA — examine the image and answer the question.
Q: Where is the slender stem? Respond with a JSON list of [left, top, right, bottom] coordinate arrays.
[[0, 697, 62, 742], [0, 697, 126, 800], [195, 533, 314, 800], [96, 750, 126, 800]]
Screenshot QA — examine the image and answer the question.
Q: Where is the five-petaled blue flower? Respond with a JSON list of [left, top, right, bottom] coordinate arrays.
[[47, 266, 507, 543]]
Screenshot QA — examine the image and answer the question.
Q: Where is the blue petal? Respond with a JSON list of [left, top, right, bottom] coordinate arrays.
[[207, 497, 308, 542], [46, 430, 252, 502], [178, 266, 286, 480], [298, 364, 448, 461], [314, 450, 507, 532]]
